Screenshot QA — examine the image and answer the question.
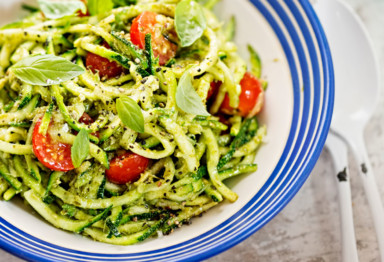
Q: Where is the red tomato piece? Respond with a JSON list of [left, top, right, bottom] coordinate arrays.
[[32, 119, 75, 172], [220, 72, 264, 117], [78, 112, 99, 138], [217, 113, 230, 127], [86, 42, 123, 79], [77, 0, 89, 17], [79, 112, 93, 125], [207, 81, 221, 100], [130, 11, 178, 65], [106, 152, 149, 184]]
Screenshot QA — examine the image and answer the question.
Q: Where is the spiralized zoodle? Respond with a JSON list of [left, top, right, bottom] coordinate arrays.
[[0, 0, 267, 245]]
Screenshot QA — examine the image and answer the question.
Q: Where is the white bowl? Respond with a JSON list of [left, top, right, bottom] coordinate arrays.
[[0, 1, 334, 261]]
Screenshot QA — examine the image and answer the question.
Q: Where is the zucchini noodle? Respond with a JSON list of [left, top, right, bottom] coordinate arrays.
[[0, 0, 267, 245]]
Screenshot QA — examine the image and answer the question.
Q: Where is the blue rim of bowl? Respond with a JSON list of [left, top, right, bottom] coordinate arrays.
[[0, 1, 334, 261]]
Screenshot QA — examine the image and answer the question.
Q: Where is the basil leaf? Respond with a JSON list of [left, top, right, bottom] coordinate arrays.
[[176, 70, 210, 116], [112, 0, 137, 7], [11, 54, 85, 86], [71, 129, 90, 168], [38, 0, 86, 19], [116, 97, 144, 133], [175, 0, 207, 47], [87, 0, 114, 16]]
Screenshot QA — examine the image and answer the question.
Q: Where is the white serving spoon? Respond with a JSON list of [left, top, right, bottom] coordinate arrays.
[[315, 0, 384, 260]]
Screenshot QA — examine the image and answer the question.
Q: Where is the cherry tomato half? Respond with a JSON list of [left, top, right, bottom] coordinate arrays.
[[32, 118, 75, 172], [207, 81, 221, 100], [130, 11, 178, 65], [106, 152, 149, 184], [86, 42, 123, 79], [220, 72, 264, 117]]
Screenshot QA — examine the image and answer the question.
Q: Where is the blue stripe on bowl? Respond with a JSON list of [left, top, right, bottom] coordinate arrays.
[[0, 1, 334, 261]]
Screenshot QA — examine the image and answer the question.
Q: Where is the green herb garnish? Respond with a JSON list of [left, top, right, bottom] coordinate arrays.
[[11, 54, 85, 86], [175, 0, 207, 47], [116, 96, 145, 133], [176, 70, 210, 116], [71, 129, 90, 168]]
